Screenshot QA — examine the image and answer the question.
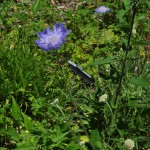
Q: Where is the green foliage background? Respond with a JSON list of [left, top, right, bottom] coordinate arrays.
[[0, 0, 150, 149]]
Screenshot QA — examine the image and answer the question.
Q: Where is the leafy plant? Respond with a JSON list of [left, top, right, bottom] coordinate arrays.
[[0, 0, 149, 149]]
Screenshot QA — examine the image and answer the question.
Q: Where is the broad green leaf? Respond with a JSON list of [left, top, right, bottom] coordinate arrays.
[[130, 77, 150, 86], [11, 97, 22, 121], [32, 0, 41, 14], [52, 131, 70, 143], [117, 129, 127, 137], [117, 10, 127, 23], [90, 129, 103, 149], [133, 41, 150, 45], [90, 56, 118, 66], [79, 104, 93, 114], [66, 143, 82, 150], [31, 98, 45, 116], [16, 142, 35, 150], [123, 0, 131, 9], [22, 112, 34, 130], [7, 127, 20, 142]]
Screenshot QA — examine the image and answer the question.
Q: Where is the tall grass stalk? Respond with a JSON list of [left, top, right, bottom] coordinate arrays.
[[114, 3, 136, 105]]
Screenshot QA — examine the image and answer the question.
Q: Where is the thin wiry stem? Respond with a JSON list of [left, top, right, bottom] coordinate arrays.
[[114, 3, 136, 105]]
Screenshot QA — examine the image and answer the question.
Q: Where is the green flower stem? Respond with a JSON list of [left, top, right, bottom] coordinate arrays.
[[114, 3, 136, 106], [106, 101, 113, 118], [56, 104, 65, 117]]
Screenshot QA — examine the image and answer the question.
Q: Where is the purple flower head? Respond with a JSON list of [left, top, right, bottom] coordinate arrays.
[[35, 23, 71, 51], [95, 6, 110, 14]]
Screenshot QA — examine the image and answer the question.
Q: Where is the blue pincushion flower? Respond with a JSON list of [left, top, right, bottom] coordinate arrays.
[[35, 23, 71, 51], [95, 6, 110, 14]]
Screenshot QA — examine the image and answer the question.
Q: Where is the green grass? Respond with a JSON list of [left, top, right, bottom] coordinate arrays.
[[0, 0, 150, 149]]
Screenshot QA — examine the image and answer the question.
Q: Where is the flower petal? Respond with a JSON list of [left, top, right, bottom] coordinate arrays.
[[54, 23, 66, 33], [95, 6, 110, 14], [34, 40, 51, 51], [34, 23, 71, 51], [37, 26, 52, 39]]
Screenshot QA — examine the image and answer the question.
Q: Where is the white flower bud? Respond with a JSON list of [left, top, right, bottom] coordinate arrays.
[[99, 94, 108, 102], [124, 139, 135, 149]]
